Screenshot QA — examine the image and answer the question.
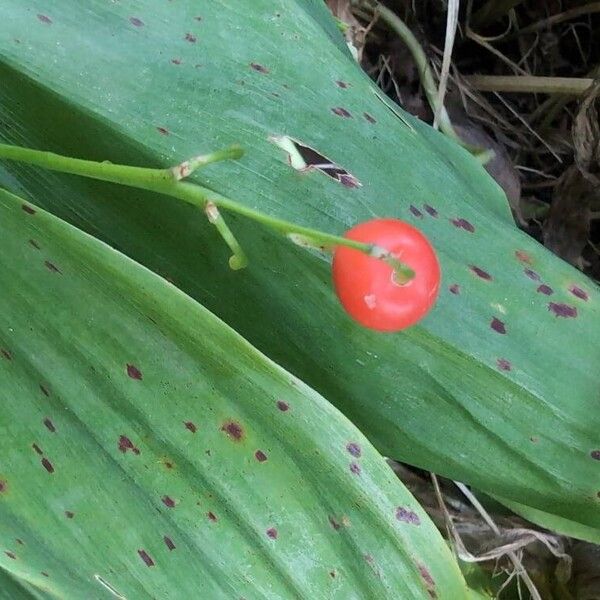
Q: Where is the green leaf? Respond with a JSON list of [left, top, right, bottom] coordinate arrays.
[[0, 187, 467, 598], [494, 495, 600, 545], [0, 568, 47, 600], [1, 0, 599, 535]]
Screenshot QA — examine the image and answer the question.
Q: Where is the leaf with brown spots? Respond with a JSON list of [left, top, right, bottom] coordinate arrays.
[[3, 0, 600, 590], [0, 186, 468, 597]]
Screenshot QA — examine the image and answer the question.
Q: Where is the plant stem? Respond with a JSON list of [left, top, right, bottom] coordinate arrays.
[[172, 146, 244, 180], [510, 2, 600, 38], [368, 2, 460, 142], [204, 202, 248, 270], [471, 0, 524, 29], [358, 1, 490, 163], [464, 75, 594, 95], [0, 143, 415, 280]]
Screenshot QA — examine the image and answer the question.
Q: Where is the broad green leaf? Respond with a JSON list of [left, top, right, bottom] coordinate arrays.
[[0, 187, 467, 598], [0, 568, 47, 600], [1, 1, 599, 536], [494, 496, 600, 545]]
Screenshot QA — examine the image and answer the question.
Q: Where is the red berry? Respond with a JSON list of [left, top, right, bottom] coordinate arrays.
[[332, 219, 441, 332]]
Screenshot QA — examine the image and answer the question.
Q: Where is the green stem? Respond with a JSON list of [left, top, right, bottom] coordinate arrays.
[[0, 143, 415, 281], [204, 202, 248, 270], [359, 1, 490, 163], [172, 145, 244, 180], [370, 2, 460, 142]]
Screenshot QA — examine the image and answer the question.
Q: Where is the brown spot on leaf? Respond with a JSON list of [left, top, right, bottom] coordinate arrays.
[[496, 358, 511, 371], [530, 436, 539, 443], [0, 480, 7, 493], [537, 284, 553, 295], [490, 317, 506, 334], [185, 33, 197, 43], [171, 58, 182, 65], [409, 205, 423, 218], [41, 572, 49, 577], [41, 458, 54, 473], [329, 570, 336, 578], [515, 250, 532, 264], [336, 81, 349, 89], [126, 364, 142, 380], [448, 284, 460, 295], [591, 450, 600, 460], [118, 435, 140, 455], [266, 527, 278, 539], [43, 418, 56, 433], [22, 204, 36, 215], [569, 285, 588, 301], [221, 420, 244, 441], [161, 496, 176, 508], [164, 536, 176, 551], [184, 421, 197, 433], [65, 511, 74, 519], [363, 112, 377, 123], [250, 63, 269, 74], [332, 107, 352, 118], [138, 549, 154, 567], [451, 218, 475, 232], [346, 442, 361, 458], [156, 126, 169, 135], [418, 564, 437, 599], [424, 204, 438, 217], [5, 551, 16, 559], [349, 462, 361, 475], [548, 302, 577, 318], [44, 261, 61, 274], [328, 516, 341, 530], [37, 14, 52, 24], [32, 443, 43, 455], [524, 268, 540, 281], [129, 17, 144, 27], [207, 511, 217, 522], [395, 507, 421, 525], [29, 239, 40, 250], [470, 266, 492, 280], [1, 349, 11, 360], [15, 539, 23, 545], [255, 450, 268, 462], [276, 400, 289, 411]]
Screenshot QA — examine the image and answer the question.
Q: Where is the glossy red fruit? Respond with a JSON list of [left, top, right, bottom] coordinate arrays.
[[332, 219, 441, 332]]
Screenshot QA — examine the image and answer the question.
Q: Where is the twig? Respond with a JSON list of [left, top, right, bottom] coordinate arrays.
[[511, 2, 600, 38], [465, 0, 528, 76], [531, 64, 600, 129], [433, 0, 460, 130], [453, 481, 542, 600], [492, 91, 562, 162], [359, 1, 460, 142], [464, 75, 594, 95], [471, 0, 524, 29]]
